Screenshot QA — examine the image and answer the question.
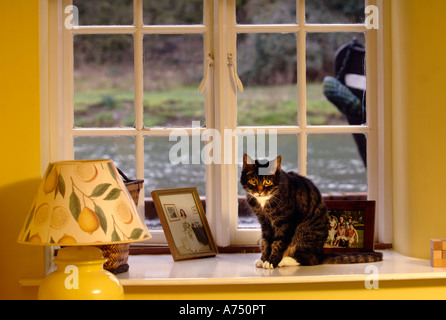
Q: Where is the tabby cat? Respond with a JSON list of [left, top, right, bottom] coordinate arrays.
[[241, 154, 383, 269]]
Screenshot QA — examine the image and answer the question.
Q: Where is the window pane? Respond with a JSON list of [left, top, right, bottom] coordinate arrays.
[[237, 0, 296, 24], [144, 137, 206, 196], [143, 0, 203, 25], [74, 35, 135, 128], [307, 33, 366, 125], [307, 134, 367, 195], [73, 0, 133, 26], [145, 136, 206, 230], [237, 33, 297, 126], [143, 35, 204, 128], [306, 0, 365, 24], [237, 134, 298, 229], [74, 136, 136, 177]]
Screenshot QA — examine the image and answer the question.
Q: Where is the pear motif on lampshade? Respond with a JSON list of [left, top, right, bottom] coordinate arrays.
[[18, 159, 151, 246]]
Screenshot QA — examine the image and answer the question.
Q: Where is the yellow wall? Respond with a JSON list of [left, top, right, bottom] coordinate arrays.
[[2, 0, 446, 300], [391, 0, 446, 259], [0, 0, 44, 300]]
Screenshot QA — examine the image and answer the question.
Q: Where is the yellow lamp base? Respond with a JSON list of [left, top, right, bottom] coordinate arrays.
[[38, 246, 124, 300]]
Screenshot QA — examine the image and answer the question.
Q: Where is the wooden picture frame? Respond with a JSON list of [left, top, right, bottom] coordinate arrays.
[[324, 200, 376, 254], [151, 188, 218, 261]]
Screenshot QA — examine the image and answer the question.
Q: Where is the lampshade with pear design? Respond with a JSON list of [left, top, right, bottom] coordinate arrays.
[[18, 159, 151, 246]]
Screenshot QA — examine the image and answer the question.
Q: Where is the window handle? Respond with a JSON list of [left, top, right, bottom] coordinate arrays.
[[228, 53, 244, 93], [199, 53, 214, 94]]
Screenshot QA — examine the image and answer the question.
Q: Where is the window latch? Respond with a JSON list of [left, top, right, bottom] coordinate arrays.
[[228, 53, 244, 93], [199, 53, 214, 94]]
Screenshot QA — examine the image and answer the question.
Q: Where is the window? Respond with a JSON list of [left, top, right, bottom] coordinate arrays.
[[44, 0, 389, 248]]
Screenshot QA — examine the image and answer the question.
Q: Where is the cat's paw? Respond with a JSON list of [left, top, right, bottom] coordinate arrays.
[[254, 259, 264, 268], [278, 256, 300, 268], [263, 261, 276, 269]]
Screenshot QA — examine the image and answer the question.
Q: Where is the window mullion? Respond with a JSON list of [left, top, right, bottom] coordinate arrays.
[[133, 0, 145, 217], [134, 0, 144, 132], [205, 0, 238, 247], [297, 0, 305, 25], [203, 0, 216, 242], [63, 0, 74, 159], [297, 0, 307, 177], [365, 0, 382, 241], [48, 0, 68, 163]]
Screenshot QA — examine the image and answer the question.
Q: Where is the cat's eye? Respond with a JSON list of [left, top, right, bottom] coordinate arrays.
[[248, 178, 257, 186], [264, 179, 273, 186]]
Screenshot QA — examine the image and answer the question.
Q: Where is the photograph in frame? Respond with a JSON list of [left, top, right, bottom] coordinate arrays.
[[151, 188, 218, 261], [324, 201, 376, 254]]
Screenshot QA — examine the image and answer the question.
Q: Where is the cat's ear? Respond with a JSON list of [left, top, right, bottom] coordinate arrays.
[[269, 155, 282, 174], [276, 155, 282, 172], [243, 154, 254, 168]]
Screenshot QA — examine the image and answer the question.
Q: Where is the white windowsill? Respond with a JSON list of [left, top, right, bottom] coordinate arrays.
[[20, 251, 446, 287], [117, 250, 446, 286]]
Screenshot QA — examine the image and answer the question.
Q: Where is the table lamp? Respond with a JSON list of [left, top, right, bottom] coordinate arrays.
[[17, 159, 151, 300]]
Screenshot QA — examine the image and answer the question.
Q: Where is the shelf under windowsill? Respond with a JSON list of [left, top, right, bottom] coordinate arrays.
[[20, 251, 446, 287]]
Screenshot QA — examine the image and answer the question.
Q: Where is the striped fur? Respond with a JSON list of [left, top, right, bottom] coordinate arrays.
[[322, 252, 383, 264], [241, 154, 383, 268]]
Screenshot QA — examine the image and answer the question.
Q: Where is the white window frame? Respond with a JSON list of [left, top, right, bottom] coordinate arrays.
[[40, 0, 392, 248]]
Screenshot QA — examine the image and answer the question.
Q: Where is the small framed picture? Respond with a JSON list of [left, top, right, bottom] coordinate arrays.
[[324, 201, 376, 253], [151, 188, 218, 261], [164, 204, 180, 222]]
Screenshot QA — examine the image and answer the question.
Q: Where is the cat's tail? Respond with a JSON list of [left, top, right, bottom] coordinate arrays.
[[321, 251, 383, 264]]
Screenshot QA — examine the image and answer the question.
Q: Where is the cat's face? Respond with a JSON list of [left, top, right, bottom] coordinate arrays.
[[241, 154, 282, 202]]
